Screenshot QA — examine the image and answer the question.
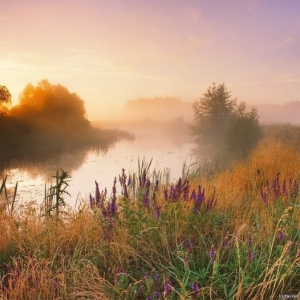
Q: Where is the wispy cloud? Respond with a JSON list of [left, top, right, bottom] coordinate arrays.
[[149, 26, 166, 33]]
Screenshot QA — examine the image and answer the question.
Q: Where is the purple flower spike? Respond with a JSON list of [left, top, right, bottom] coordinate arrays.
[[192, 281, 200, 299], [164, 283, 172, 295], [209, 245, 216, 261], [278, 228, 285, 243], [248, 249, 254, 262], [192, 281, 200, 292], [154, 291, 161, 299]]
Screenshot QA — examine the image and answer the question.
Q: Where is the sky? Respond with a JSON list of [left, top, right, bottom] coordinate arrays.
[[1, 0, 300, 120]]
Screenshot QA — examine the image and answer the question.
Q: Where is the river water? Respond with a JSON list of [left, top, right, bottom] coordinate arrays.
[[3, 134, 197, 208]]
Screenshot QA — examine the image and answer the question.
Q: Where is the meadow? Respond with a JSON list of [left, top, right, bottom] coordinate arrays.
[[0, 124, 299, 299]]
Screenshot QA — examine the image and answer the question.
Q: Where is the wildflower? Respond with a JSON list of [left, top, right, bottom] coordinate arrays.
[[190, 189, 196, 201], [95, 181, 101, 206], [209, 245, 216, 261], [89, 193, 95, 209], [222, 237, 230, 250], [164, 282, 172, 295], [118, 168, 126, 187], [154, 205, 162, 218], [146, 295, 152, 300], [154, 290, 161, 299], [248, 249, 254, 262], [182, 179, 190, 201], [260, 189, 267, 205], [153, 273, 160, 282], [278, 228, 285, 243], [164, 276, 173, 296], [192, 281, 200, 292], [192, 281, 200, 299]]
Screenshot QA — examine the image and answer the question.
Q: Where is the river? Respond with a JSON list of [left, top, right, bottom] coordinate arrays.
[[2, 132, 197, 208]]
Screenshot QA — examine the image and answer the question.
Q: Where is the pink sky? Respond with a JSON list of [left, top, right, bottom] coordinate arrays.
[[1, 0, 300, 119]]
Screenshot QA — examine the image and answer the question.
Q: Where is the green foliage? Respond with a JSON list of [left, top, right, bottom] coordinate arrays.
[[192, 83, 261, 159], [227, 102, 262, 157], [43, 169, 71, 219], [192, 83, 236, 148]]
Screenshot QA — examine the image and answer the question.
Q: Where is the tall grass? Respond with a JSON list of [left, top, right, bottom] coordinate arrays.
[[0, 126, 299, 299]]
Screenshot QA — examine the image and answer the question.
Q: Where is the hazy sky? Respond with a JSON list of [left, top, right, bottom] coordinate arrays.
[[1, 0, 300, 119]]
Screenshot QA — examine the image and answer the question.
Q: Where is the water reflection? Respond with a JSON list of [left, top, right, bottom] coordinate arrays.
[[1, 136, 196, 207]]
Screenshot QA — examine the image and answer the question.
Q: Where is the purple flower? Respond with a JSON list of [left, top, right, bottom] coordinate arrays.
[[260, 189, 267, 205], [154, 205, 162, 218], [89, 193, 95, 209], [248, 249, 254, 262], [164, 277, 173, 295], [192, 281, 200, 292], [164, 283, 172, 295], [278, 228, 285, 243], [153, 273, 160, 282], [222, 237, 230, 250], [95, 181, 101, 205], [209, 245, 216, 261], [154, 290, 161, 299]]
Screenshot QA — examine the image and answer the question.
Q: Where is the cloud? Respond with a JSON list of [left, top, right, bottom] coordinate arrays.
[[149, 27, 166, 33]]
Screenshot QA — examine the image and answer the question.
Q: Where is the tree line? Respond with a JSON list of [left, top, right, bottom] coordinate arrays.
[[0, 80, 130, 166], [0, 81, 261, 164]]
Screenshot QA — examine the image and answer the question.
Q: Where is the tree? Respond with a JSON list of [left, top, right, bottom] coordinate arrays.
[[192, 83, 261, 158], [10, 79, 90, 132], [227, 102, 262, 157], [191, 83, 236, 150], [0, 84, 12, 115]]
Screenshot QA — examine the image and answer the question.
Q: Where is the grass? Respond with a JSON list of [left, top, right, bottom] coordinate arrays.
[[0, 125, 299, 299]]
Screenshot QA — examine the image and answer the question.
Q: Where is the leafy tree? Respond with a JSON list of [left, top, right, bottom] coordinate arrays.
[[227, 102, 261, 157], [192, 83, 261, 158], [0, 84, 12, 115], [191, 83, 236, 150], [10, 79, 90, 134]]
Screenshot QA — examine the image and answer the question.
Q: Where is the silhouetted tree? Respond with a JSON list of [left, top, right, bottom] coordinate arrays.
[[10, 79, 90, 136], [192, 83, 261, 158], [0, 84, 11, 115], [192, 83, 236, 150]]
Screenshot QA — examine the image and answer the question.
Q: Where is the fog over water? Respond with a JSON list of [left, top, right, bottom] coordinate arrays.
[[3, 121, 196, 207]]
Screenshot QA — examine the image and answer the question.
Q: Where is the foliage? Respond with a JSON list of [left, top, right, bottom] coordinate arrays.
[[227, 102, 262, 157], [192, 83, 261, 158], [43, 169, 71, 219], [0, 85, 11, 115], [0, 81, 134, 171], [10, 79, 90, 134], [192, 83, 236, 148]]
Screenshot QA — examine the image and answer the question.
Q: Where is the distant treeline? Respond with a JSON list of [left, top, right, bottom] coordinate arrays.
[[124, 96, 193, 121], [0, 80, 132, 168], [123, 96, 300, 125]]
